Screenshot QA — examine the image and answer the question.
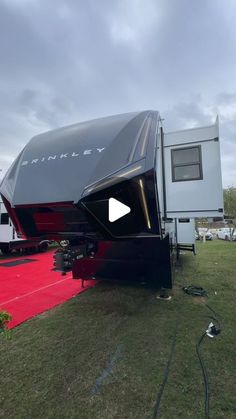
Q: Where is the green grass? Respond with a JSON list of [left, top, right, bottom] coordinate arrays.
[[0, 241, 235, 418]]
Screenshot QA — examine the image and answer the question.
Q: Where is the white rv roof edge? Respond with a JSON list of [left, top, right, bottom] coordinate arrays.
[[165, 121, 217, 136]]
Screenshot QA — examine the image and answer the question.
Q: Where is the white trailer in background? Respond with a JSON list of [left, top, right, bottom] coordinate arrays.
[[0, 201, 49, 255]]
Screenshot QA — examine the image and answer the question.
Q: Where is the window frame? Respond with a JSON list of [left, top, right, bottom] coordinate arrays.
[[0, 213, 10, 225], [171, 145, 203, 182]]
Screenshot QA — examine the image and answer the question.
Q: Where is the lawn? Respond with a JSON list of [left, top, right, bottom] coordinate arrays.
[[0, 241, 235, 419]]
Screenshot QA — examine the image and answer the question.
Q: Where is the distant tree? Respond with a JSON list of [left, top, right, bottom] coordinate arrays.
[[224, 186, 236, 240]]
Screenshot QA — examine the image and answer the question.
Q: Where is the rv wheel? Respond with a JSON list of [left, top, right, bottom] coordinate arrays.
[[39, 242, 49, 252], [0, 245, 10, 255], [25, 247, 35, 255]]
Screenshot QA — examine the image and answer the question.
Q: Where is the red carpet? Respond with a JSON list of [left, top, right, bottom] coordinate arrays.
[[0, 250, 95, 329]]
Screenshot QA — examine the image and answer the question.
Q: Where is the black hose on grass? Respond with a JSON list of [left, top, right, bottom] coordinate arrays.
[[151, 285, 221, 418], [183, 285, 222, 419], [196, 332, 210, 419], [152, 319, 179, 419]]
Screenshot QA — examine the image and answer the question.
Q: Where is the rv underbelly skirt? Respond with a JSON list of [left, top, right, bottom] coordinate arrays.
[[72, 236, 174, 288]]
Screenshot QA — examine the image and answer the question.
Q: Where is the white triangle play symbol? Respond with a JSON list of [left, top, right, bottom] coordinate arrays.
[[108, 198, 131, 222]]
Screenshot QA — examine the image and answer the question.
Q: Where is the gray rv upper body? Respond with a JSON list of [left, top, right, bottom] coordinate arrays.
[[0, 111, 159, 207]]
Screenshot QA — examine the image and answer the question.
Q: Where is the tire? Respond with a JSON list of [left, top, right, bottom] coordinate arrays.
[[0, 245, 10, 255], [39, 242, 49, 252], [225, 235, 229, 241], [25, 247, 35, 255]]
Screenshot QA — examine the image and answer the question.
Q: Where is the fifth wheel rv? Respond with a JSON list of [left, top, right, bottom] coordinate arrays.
[[0, 111, 223, 287]]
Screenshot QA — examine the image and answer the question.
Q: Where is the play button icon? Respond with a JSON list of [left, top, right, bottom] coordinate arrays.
[[108, 198, 131, 222]]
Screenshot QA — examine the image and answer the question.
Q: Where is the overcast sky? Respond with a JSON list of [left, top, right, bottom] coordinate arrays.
[[0, 0, 235, 186]]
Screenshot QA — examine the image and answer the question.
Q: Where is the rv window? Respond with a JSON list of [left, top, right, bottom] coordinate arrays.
[[171, 145, 203, 182], [1, 213, 9, 225]]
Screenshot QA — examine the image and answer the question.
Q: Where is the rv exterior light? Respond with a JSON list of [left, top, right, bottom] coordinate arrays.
[[138, 179, 151, 229]]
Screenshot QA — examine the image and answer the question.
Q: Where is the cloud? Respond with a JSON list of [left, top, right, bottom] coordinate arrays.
[[162, 94, 236, 187], [0, 0, 235, 187]]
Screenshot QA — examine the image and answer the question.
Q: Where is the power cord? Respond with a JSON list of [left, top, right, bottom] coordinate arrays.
[[183, 285, 222, 419], [151, 285, 221, 419], [196, 332, 210, 418], [152, 318, 179, 419], [183, 284, 208, 297]]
